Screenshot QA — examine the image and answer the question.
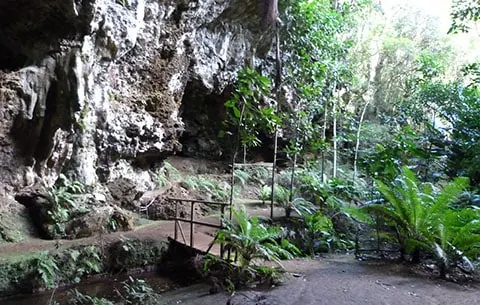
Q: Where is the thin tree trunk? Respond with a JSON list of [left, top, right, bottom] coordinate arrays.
[[270, 18, 282, 219], [289, 152, 297, 202], [353, 99, 371, 180], [230, 98, 248, 219], [321, 100, 328, 183], [424, 108, 436, 181], [243, 144, 247, 164], [270, 130, 278, 219], [332, 83, 338, 178], [288, 111, 300, 204]]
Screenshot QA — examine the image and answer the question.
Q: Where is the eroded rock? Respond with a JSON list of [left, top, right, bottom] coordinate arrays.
[[0, 0, 271, 193], [0, 0, 275, 238], [15, 186, 134, 239]]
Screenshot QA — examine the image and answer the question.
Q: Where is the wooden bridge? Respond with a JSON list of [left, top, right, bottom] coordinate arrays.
[[165, 197, 232, 260]]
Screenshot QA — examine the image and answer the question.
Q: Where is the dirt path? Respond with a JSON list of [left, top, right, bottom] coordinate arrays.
[[0, 199, 284, 260], [159, 256, 480, 305], [0, 219, 221, 260], [1, 213, 479, 305]]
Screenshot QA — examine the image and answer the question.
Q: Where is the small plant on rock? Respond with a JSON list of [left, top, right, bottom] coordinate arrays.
[[33, 252, 59, 289], [234, 168, 250, 186], [59, 246, 102, 284], [67, 289, 114, 305], [257, 185, 271, 204], [182, 176, 232, 201], [46, 174, 87, 238], [120, 276, 159, 305], [156, 162, 181, 187]]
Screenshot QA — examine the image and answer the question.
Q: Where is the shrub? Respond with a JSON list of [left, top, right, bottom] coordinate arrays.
[[217, 207, 300, 268], [45, 174, 87, 238], [346, 166, 480, 275], [257, 185, 271, 204]]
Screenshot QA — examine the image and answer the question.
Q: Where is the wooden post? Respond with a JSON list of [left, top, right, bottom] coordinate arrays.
[[220, 204, 225, 258], [174, 200, 178, 241], [190, 201, 195, 247]]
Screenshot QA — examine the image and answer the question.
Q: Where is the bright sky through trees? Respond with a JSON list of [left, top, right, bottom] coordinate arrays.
[[381, 0, 452, 32]]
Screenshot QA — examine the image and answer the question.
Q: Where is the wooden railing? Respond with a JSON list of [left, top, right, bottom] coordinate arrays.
[[166, 197, 230, 258]]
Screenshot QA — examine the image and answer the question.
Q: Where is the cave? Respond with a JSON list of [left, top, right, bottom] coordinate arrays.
[[0, 0, 93, 71], [179, 79, 283, 164], [179, 80, 233, 160]]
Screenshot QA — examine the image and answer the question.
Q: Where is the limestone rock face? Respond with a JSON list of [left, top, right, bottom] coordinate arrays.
[[0, 0, 273, 197]]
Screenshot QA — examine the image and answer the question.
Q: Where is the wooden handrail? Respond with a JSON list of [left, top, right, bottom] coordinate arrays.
[[166, 197, 230, 206], [168, 197, 227, 256], [170, 218, 223, 229]]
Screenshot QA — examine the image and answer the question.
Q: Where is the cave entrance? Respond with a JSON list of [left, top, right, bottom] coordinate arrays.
[[179, 79, 280, 163], [179, 80, 232, 160]]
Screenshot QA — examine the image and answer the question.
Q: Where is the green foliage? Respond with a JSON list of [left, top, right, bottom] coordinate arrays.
[[273, 184, 290, 206], [233, 169, 250, 186], [46, 174, 87, 238], [347, 167, 480, 271], [296, 165, 365, 208], [115, 0, 130, 8], [217, 207, 300, 268], [257, 185, 272, 204], [201, 254, 283, 291], [360, 126, 424, 181], [272, 184, 316, 216], [223, 67, 280, 149], [247, 166, 271, 185], [33, 252, 59, 289], [281, 0, 354, 154], [182, 175, 233, 201], [156, 162, 181, 187], [412, 81, 480, 184], [303, 212, 334, 256], [449, 0, 480, 34], [57, 246, 102, 284], [67, 289, 114, 305], [121, 276, 159, 305]]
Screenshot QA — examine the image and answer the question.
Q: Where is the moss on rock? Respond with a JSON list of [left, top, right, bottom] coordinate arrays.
[[0, 237, 169, 297]]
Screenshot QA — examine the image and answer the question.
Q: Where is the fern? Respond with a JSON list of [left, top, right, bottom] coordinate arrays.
[[257, 185, 272, 204], [234, 169, 250, 186], [34, 253, 59, 289], [217, 206, 299, 267], [347, 166, 478, 269]]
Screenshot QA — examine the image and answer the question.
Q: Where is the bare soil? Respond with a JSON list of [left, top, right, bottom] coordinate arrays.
[[160, 256, 480, 305]]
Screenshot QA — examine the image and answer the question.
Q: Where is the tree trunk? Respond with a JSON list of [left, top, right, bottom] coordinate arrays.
[[262, 0, 279, 26], [270, 130, 278, 219], [321, 100, 328, 183], [332, 83, 338, 178], [353, 99, 371, 180], [270, 20, 282, 219], [230, 97, 248, 218], [289, 151, 297, 201]]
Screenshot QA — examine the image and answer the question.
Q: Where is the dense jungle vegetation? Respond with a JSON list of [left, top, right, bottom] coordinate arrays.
[[2, 0, 480, 304], [219, 0, 480, 283]]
